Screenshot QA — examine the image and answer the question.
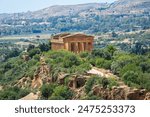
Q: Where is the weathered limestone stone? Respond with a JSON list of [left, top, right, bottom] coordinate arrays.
[[51, 33, 94, 53], [22, 54, 30, 61], [68, 75, 86, 89], [144, 92, 150, 100]]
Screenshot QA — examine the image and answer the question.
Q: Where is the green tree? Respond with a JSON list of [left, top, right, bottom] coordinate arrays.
[[63, 54, 81, 68], [106, 45, 117, 56], [0, 86, 29, 100], [27, 44, 35, 52], [85, 78, 95, 94], [102, 78, 109, 89], [41, 84, 57, 99], [122, 71, 139, 87], [51, 85, 73, 100], [39, 43, 50, 52], [28, 48, 41, 58]]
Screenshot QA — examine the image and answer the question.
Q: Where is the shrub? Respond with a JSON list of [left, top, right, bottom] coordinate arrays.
[[63, 54, 81, 68], [92, 49, 112, 60], [51, 85, 73, 100], [0, 87, 30, 100], [94, 58, 112, 69], [102, 78, 109, 89], [79, 51, 90, 58], [39, 43, 50, 52], [107, 78, 119, 89], [84, 92, 102, 100], [122, 71, 139, 87], [85, 77, 96, 94], [138, 73, 150, 90], [119, 64, 141, 77], [41, 84, 57, 99], [28, 48, 41, 58]]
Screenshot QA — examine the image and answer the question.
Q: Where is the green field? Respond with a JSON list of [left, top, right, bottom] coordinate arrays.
[[0, 34, 51, 40]]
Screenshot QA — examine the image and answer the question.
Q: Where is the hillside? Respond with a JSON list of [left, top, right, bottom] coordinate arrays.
[[108, 0, 150, 14], [0, 0, 150, 19], [0, 0, 150, 100], [0, 0, 150, 36], [28, 3, 102, 19], [0, 3, 104, 20], [0, 44, 150, 100]]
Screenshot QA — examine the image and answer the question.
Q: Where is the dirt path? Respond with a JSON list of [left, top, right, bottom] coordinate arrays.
[[87, 67, 118, 79]]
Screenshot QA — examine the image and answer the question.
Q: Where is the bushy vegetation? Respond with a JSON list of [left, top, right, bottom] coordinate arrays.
[[110, 52, 150, 90], [0, 42, 150, 100], [0, 13, 150, 36], [0, 86, 30, 100], [85, 75, 118, 94], [41, 83, 58, 99], [41, 84, 73, 100], [44, 50, 91, 75]]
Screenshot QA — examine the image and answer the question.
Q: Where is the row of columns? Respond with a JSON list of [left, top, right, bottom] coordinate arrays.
[[65, 42, 92, 53]]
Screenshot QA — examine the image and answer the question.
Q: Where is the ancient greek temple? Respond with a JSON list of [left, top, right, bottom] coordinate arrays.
[[51, 33, 94, 53]]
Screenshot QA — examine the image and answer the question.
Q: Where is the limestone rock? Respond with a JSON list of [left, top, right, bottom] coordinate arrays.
[[111, 87, 126, 100], [20, 92, 39, 100], [68, 75, 86, 89], [127, 89, 147, 100], [22, 54, 30, 61], [15, 77, 31, 89], [31, 56, 52, 89], [144, 92, 150, 100], [92, 85, 148, 100]]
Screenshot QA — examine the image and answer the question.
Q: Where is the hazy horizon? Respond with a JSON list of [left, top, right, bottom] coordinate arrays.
[[0, 0, 116, 13]]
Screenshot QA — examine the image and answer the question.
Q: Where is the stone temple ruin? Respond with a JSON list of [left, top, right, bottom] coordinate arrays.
[[51, 33, 94, 53]]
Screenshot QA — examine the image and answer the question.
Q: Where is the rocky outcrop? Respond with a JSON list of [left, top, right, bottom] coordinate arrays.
[[22, 54, 30, 61], [15, 77, 31, 89], [73, 87, 86, 100], [92, 85, 149, 100], [15, 56, 51, 89], [31, 56, 51, 89], [68, 75, 86, 89], [144, 92, 150, 100], [126, 89, 147, 100], [111, 86, 126, 100], [20, 92, 40, 100], [57, 72, 69, 84]]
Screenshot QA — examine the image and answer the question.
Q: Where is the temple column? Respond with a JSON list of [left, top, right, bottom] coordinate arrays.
[[81, 42, 84, 51], [75, 42, 78, 53], [85, 42, 88, 51], [78, 42, 80, 52], [88, 42, 92, 51], [64, 42, 68, 50], [68, 42, 71, 51], [83, 42, 86, 51]]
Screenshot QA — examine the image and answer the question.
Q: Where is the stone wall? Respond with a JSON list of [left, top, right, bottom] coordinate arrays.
[[51, 42, 64, 50]]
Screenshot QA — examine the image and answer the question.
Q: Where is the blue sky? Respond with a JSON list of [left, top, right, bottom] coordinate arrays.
[[0, 0, 116, 13]]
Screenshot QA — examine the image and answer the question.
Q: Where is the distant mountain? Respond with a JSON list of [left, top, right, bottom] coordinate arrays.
[[108, 0, 150, 14], [0, 0, 150, 19], [0, 0, 150, 36], [0, 3, 107, 20], [28, 0, 150, 18], [30, 3, 103, 18]]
